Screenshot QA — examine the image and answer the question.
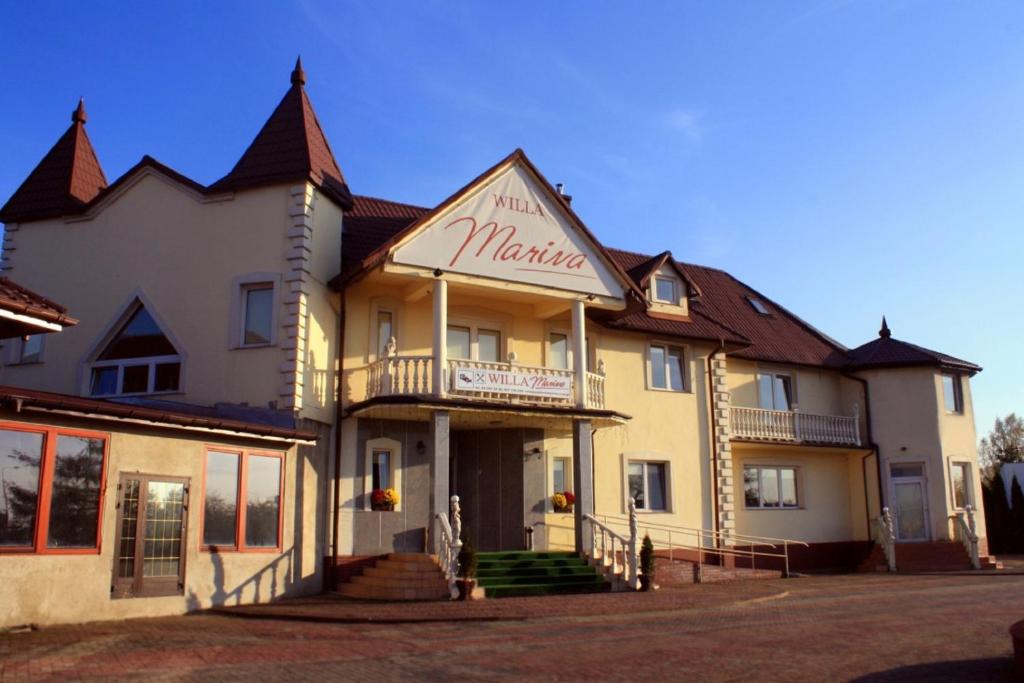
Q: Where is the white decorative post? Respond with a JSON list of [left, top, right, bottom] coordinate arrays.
[[432, 279, 447, 397], [627, 497, 640, 590], [965, 504, 980, 569], [381, 336, 397, 395], [881, 506, 896, 572], [449, 495, 462, 599]]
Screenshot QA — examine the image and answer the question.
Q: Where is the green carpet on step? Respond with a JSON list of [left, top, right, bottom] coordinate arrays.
[[470, 551, 610, 598]]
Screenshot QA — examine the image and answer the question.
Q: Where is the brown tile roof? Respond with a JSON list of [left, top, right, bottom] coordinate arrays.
[[846, 319, 980, 374], [0, 99, 108, 223], [0, 277, 77, 328], [338, 195, 431, 284], [209, 59, 352, 209]]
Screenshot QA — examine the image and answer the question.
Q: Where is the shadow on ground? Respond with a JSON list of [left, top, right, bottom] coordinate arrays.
[[851, 657, 1015, 682]]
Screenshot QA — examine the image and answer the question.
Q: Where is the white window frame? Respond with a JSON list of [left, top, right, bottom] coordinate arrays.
[[651, 275, 679, 304], [622, 453, 672, 513], [89, 354, 183, 398], [229, 273, 281, 350], [757, 370, 797, 410], [942, 373, 964, 414], [363, 437, 402, 511], [548, 453, 573, 511], [8, 334, 45, 365], [949, 460, 972, 511], [646, 342, 689, 392], [238, 282, 275, 349], [368, 298, 401, 362], [447, 317, 507, 363], [743, 465, 800, 509]]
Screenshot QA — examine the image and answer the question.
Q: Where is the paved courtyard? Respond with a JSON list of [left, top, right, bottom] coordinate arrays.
[[2, 572, 1022, 681]]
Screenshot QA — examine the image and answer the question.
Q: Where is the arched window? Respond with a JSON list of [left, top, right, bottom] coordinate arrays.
[[89, 301, 182, 397]]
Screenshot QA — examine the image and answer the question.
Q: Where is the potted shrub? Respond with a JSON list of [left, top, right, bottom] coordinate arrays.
[[639, 534, 655, 591], [551, 490, 575, 513], [456, 537, 478, 600], [370, 487, 399, 511]]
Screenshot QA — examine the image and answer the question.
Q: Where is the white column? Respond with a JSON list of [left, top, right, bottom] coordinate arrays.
[[571, 299, 586, 408], [432, 278, 447, 397]]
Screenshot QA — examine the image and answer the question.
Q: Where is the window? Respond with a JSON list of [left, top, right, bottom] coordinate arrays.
[[653, 276, 678, 304], [549, 333, 569, 370], [240, 284, 274, 347], [478, 329, 501, 363], [552, 456, 571, 494], [89, 303, 181, 397], [0, 425, 107, 553], [447, 325, 503, 363], [649, 344, 686, 391], [628, 461, 667, 511], [363, 437, 402, 510], [371, 449, 392, 491], [758, 372, 793, 411], [376, 310, 394, 357], [201, 449, 283, 551], [112, 474, 189, 599], [744, 466, 799, 509], [942, 374, 963, 413], [14, 335, 44, 364], [747, 296, 770, 315], [891, 463, 924, 478], [951, 462, 971, 509], [447, 325, 471, 360]]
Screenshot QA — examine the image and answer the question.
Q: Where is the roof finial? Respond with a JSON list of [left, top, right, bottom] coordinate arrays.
[[291, 56, 306, 87], [72, 97, 87, 124], [879, 316, 891, 339]]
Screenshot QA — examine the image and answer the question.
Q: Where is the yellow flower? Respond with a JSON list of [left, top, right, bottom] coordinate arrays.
[[383, 487, 400, 506], [551, 492, 567, 510]]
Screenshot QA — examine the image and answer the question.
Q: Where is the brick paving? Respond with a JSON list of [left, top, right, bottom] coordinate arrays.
[[2, 572, 1022, 681]]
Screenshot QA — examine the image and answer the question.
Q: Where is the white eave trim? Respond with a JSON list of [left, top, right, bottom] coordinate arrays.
[[0, 308, 63, 333]]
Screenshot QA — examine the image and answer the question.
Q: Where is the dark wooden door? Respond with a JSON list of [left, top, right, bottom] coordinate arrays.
[[452, 430, 524, 551]]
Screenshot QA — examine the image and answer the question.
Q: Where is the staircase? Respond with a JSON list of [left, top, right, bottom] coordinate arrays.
[[858, 541, 1003, 572], [475, 551, 611, 598], [336, 553, 450, 601]]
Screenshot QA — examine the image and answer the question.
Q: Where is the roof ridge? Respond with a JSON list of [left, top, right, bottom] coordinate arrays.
[[353, 193, 432, 212]]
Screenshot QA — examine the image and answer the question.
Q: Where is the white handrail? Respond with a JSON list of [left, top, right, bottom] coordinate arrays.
[[873, 507, 896, 572], [951, 504, 980, 570], [433, 495, 463, 599], [584, 497, 641, 590], [597, 514, 809, 548]]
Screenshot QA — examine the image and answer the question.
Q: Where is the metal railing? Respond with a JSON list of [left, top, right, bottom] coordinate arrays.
[[731, 406, 861, 446]]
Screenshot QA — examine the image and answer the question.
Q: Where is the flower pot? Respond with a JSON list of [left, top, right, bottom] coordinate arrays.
[[372, 503, 394, 512], [456, 578, 478, 601]]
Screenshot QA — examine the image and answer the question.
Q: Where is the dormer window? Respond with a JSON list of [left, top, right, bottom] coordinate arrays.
[[89, 302, 182, 397], [747, 296, 770, 315], [653, 276, 678, 304]]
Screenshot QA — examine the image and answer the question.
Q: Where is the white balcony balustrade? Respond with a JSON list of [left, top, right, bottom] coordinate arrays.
[[730, 406, 861, 447]]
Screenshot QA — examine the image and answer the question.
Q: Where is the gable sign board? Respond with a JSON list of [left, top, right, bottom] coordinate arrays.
[[392, 163, 623, 298]]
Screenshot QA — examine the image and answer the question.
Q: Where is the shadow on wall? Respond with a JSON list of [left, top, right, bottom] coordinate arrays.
[[185, 546, 297, 612]]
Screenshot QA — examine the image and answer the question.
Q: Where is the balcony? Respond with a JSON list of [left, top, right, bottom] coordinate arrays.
[[730, 406, 861, 447], [364, 354, 607, 410]]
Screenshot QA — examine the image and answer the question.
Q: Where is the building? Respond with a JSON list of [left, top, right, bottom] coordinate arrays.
[[0, 61, 992, 626]]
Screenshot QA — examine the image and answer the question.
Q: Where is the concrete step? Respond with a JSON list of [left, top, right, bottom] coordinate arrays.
[[388, 553, 440, 564], [363, 566, 450, 581], [375, 558, 444, 573], [336, 581, 448, 601], [351, 574, 448, 590]]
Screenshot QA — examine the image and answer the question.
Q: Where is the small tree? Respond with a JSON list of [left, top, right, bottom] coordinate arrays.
[[1011, 476, 1024, 553], [980, 414, 1024, 476], [457, 537, 477, 579], [639, 534, 655, 591], [982, 471, 1011, 553]]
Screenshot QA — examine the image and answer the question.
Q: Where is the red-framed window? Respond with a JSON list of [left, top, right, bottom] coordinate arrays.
[[0, 422, 109, 555], [200, 448, 284, 552]]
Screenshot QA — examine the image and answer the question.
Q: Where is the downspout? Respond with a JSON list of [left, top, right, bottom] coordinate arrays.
[[330, 292, 346, 567], [842, 371, 884, 537], [706, 339, 726, 545]]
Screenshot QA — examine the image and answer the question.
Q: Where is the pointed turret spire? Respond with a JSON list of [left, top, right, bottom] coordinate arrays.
[[291, 56, 306, 87], [879, 316, 891, 339], [0, 98, 108, 223], [210, 58, 352, 209]]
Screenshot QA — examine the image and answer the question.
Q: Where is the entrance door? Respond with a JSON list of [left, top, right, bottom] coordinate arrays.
[[890, 464, 929, 542], [111, 474, 189, 598], [451, 429, 525, 551]]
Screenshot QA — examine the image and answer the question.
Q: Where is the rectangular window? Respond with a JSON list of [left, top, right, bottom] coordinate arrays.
[[552, 456, 571, 494], [942, 374, 963, 413], [447, 325, 471, 360], [743, 465, 799, 509], [371, 449, 391, 491], [951, 462, 970, 509], [112, 474, 188, 599], [18, 335, 44, 364], [377, 310, 394, 357], [241, 284, 274, 346], [0, 425, 107, 553], [478, 329, 501, 363], [758, 372, 793, 410], [649, 344, 686, 391], [628, 461, 668, 511], [201, 449, 283, 552], [549, 333, 569, 370], [653, 276, 677, 304]]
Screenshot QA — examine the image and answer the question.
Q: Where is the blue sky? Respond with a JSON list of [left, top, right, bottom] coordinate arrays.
[[1, 1, 1022, 437]]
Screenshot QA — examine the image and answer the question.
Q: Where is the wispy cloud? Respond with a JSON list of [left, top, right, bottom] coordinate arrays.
[[664, 108, 704, 142]]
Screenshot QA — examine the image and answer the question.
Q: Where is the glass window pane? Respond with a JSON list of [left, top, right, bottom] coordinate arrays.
[[20, 335, 43, 363], [377, 311, 393, 357], [122, 364, 149, 394], [628, 462, 645, 509], [744, 467, 760, 507], [372, 450, 390, 491], [668, 348, 685, 391], [245, 455, 281, 548], [773, 376, 792, 411], [143, 481, 184, 578], [758, 374, 774, 409], [90, 367, 118, 396], [646, 464, 667, 511], [117, 479, 140, 579], [952, 464, 967, 508], [780, 468, 798, 507], [46, 435, 105, 548], [447, 326, 471, 360], [655, 277, 676, 303], [650, 346, 667, 389], [478, 330, 500, 363], [203, 451, 239, 547], [243, 286, 273, 345], [549, 333, 568, 369], [761, 468, 780, 507], [154, 362, 180, 392], [0, 429, 44, 547], [891, 464, 924, 478], [99, 306, 177, 360], [943, 375, 959, 412], [552, 458, 566, 494]]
